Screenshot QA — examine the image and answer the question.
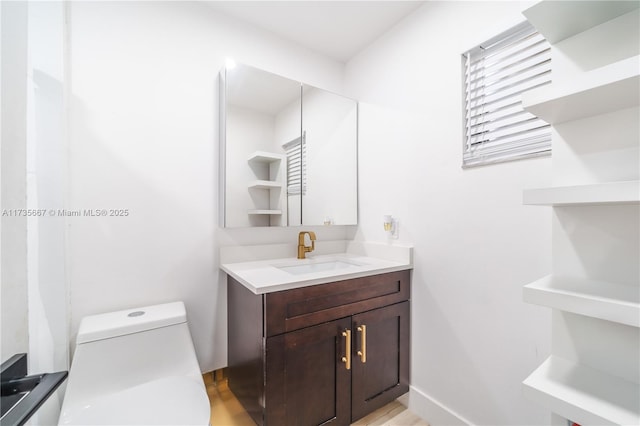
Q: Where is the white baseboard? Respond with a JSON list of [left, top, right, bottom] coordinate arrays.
[[403, 386, 473, 426]]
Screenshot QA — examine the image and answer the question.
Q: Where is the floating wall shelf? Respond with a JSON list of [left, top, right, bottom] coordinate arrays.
[[524, 275, 640, 327], [522, 56, 640, 124], [522, 1, 640, 44], [523, 356, 640, 426], [523, 180, 640, 206]]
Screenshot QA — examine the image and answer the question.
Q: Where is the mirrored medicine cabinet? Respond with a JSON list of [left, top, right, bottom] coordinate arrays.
[[219, 63, 358, 228]]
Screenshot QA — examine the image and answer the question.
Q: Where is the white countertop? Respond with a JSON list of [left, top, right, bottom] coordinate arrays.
[[221, 251, 412, 294]]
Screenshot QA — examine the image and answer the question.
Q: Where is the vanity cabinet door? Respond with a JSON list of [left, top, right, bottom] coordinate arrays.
[[350, 302, 410, 422], [265, 317, 352, 426]]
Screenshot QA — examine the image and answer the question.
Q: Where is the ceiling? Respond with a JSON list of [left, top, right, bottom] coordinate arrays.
[[226, 63, 302, 114], [204, 1, 425, 62]]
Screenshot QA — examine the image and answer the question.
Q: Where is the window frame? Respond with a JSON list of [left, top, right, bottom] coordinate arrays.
[[461, 20, 552, 168]]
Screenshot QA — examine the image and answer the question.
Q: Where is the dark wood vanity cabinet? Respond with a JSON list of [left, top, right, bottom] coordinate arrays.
[[228, 269, 410, 426]]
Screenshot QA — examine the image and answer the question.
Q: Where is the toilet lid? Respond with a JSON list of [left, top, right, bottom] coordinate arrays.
[[59, 376, 210, 425]]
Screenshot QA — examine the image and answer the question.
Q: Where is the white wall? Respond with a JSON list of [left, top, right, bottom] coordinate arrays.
[[344, 2, 552, 425], [1, 3, 68, 423], [27, 0, 68, 373], [25, 2, 68, 423], [68, 1, 345, 372]]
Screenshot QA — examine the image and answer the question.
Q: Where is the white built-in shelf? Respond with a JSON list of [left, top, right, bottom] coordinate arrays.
[[523, 356, 640, 426], [523, 180, 640, 206], [247, 209, 282, 215], [524, 275, 640, 327], [523, 1, 640, 44], [522, 56, 640, 124], [247, 151, 285, 164], [248, 180, 282, 190]]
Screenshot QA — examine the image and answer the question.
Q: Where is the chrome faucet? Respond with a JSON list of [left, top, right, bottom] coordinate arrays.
[[297, 231, 316, 259]]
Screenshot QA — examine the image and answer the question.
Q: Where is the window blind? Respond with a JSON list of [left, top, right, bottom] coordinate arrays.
[[462, 21, 551, 167], [283, 132, 306, 195]]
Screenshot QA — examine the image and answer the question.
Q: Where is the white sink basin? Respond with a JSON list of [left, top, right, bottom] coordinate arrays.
[[276, 259, 362, 275]]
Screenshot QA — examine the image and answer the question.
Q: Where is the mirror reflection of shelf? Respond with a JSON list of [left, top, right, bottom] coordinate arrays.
[[248, 151, 285, 164], [248, 180, 282, 190], [247, 151, 286, 223], [247, 210, 282, 215]]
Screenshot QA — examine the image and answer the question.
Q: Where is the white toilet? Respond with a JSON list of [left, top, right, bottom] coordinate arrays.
[[58, 301, 211, 425]]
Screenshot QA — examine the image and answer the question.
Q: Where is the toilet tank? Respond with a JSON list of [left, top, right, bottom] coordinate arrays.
[[75, 301, 188, 344], [66, 302, 203, 405]]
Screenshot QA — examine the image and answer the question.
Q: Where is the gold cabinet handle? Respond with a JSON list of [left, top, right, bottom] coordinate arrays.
[[341, 329, 351, 370], [357, 325, 367, 363]]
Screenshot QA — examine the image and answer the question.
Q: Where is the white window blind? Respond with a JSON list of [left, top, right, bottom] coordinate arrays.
[[283, 132, 306, 195], [462, 21, 551, 167]]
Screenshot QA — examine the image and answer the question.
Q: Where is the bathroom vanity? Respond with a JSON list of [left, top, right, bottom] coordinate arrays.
[[223, 249, 411, 426]]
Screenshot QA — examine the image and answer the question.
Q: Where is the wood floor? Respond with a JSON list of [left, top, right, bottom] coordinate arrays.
[[204, 373, 429, 426]]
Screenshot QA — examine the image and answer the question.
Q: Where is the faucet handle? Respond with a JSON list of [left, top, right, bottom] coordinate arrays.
[[298, 231, 316, 243]]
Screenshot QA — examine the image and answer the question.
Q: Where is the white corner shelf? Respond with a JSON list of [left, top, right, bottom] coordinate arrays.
[[523, 180, 640, 206], [521, 4, 640, 424], [247, 151, 285, 164], [523, 356, 640, 426], [522, 1, 640, 44], [522, 56, 640, 124], [248, 180, 282, 190], [524, 275, 640, 327], [247, 209, 282, 215]]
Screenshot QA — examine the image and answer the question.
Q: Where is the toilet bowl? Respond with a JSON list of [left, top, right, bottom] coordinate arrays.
[[58, 301, 210, 425]]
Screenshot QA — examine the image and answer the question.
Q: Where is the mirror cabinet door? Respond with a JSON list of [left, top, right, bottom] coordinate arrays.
[[220, 63, 357, 228], [222, 64, 302, 227], [301, 85, 358, 226]]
